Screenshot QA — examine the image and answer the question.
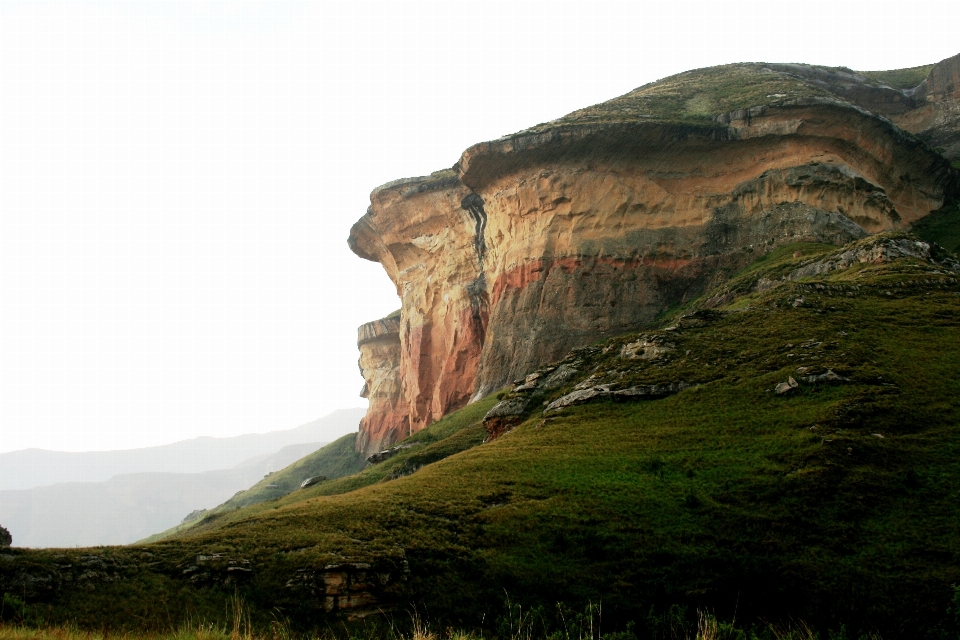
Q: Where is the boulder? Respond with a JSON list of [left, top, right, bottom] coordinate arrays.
[[620, 337, 675, 360], [802, 369, 851, 384], [545, 382, 690, 413], [300, 476, 327, 489], [366, 443, 422, 465], [775, 377, 800, 395]]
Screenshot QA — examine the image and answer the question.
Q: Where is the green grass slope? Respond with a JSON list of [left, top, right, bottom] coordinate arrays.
[[913, 199, 960, 255], [140, 433, 368, 543], [174, 393, 503, 538], [3, 237, 960, 639]]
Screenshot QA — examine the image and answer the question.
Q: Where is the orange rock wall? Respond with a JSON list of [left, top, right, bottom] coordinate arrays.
[[350, 102, 956, 455], [350, 174, 487, 453], [355, 315, 408, 455]]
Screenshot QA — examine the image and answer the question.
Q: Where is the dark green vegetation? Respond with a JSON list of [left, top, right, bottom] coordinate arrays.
[[3, 234, 960, 640], [914, 200, 960, 255]]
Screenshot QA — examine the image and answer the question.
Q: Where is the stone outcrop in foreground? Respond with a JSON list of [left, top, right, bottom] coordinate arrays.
[[348, 55, 960, 456]]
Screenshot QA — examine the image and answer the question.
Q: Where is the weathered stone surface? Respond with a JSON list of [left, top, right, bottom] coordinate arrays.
[[299, 476, 326, 489], [366, 443, 421, 465], [620, 336, 675, 361], [482, 396, 535, 440], [802, 369, 850, 385], [895, 53, 960, 160], [355, 312, 410, 455], [786, 236, 960, 281], [284, 559, 408, 618], [350, 55, 960, 454], [350, 174, 487, 456], [775, 377, 800, 395], [544, 382, 689, 413]]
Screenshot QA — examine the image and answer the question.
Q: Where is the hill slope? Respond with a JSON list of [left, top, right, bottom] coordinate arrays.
[[140, 432, 371, 542], [3, 235, 959, 639]]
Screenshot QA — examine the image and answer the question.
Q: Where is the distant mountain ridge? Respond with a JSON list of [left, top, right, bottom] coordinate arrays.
[[0, 441, 327, 547], [0, 408, 366, 491]]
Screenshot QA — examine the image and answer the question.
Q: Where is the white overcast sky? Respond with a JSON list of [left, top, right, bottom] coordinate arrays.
[[0, 0, 957, 453]]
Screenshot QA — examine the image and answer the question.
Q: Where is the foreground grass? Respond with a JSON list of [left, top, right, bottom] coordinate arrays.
[[0, 609, 893, 640], [2, 236, 959, 639]]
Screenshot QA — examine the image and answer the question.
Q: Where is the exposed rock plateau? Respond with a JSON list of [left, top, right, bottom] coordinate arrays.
[[349, 54, 960, 455]]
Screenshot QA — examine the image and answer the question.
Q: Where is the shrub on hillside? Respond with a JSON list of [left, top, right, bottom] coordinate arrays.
[[0, 525, 10, 547]]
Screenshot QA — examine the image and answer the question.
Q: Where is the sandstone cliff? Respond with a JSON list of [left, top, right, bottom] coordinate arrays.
[[349, 55, 960, 456], [355, 312, 409, 455]]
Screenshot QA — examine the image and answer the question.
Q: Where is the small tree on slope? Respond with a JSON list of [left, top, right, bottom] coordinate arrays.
[[0, 525, 10, 548]]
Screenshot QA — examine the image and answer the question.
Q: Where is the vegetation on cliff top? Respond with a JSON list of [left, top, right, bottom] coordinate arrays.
[[529, 64, 826, 130], [857, 64, 934, 89], [526, 62, 913, 131], [3, 233, 960, 640]]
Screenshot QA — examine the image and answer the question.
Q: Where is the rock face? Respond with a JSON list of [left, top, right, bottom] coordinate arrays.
[[355, 313, 409, 455], [350, 174, 488, 451], [349, 55, 960, 456], [894, 53, 960, 159]]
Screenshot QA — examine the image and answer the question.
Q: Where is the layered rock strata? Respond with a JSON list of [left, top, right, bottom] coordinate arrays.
[[894, 53, 960, 159], [355, 313, 408, 455], [349, 57, 960, 456]]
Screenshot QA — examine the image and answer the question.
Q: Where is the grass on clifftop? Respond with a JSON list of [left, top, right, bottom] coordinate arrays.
[[857, 64, 934, 89], [522, 60, 940, 135], [541, 64, 833, 129], [3, 237, 960, 640]]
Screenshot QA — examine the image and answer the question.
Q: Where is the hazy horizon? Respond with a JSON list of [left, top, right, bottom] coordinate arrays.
[[1, 406, 365, 455], [1, 0, 957, 454]]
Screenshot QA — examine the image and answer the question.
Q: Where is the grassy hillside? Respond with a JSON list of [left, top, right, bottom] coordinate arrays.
[[3, 234, 959, 639], [161, 396, 501, 541], [140, 433, 369, 542], [913, 199, 960, 255]]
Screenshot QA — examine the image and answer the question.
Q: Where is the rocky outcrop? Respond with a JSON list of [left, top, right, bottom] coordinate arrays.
[[284, 559, 408, 617], [355, 312, 409, 455], [350, 173, 488, 454], [349, 56, 960, 456], [366, 442, 421, 465], [544, 382, 690, 413], [893, 53, 960, 159], [785, 235, 960, 280], [0, 548, 408, 622]]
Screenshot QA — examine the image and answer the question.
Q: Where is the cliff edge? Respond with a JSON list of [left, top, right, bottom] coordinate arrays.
[[349, 55, 960, 456]]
